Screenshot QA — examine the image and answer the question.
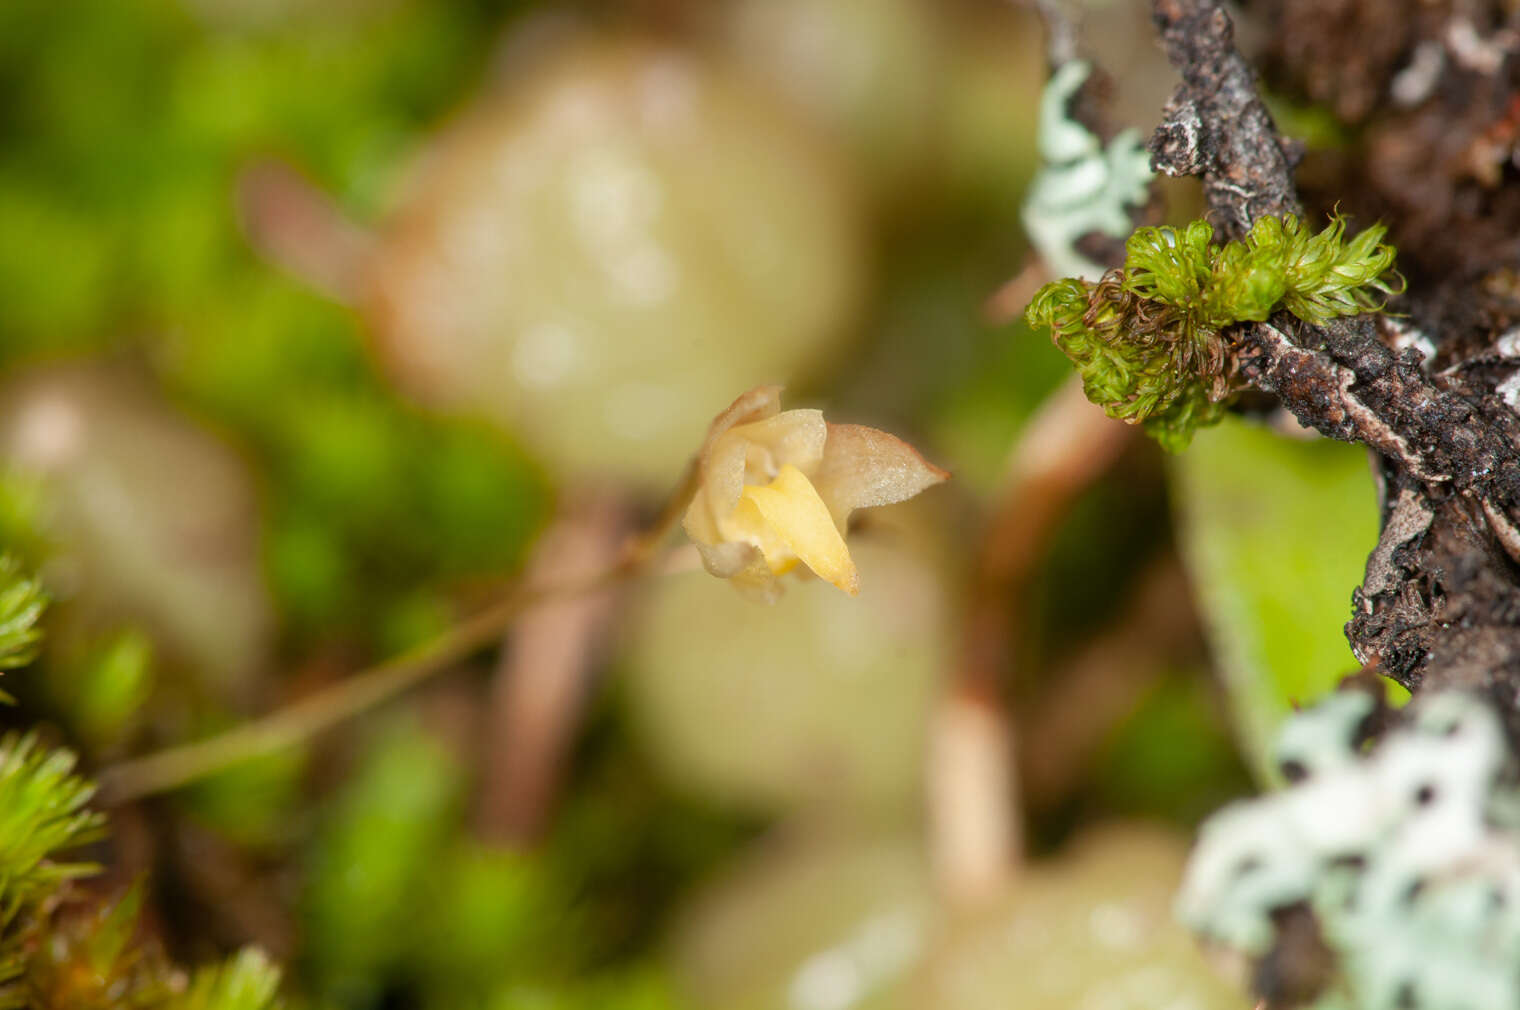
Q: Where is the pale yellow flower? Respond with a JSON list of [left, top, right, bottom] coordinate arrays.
[[682, 386, 949, 600]]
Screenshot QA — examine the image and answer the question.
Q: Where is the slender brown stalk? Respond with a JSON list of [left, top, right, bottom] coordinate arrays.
[[98, 461, 701, 805], [98, 568, 618, 803]]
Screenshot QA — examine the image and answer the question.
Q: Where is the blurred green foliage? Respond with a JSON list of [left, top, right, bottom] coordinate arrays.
[[0, 561, 288, 1009], [0, 0, 1391, 1006], [0, 475, 48, 567], [181, 740, 306, 848], [1171, 417, 1379, 780], [303, 718, 464, 1006], [1090, 671, 1253, 826], [47, 630, 156, 748], [0, 0, 549, 649], [299, 708, 725, 1009]]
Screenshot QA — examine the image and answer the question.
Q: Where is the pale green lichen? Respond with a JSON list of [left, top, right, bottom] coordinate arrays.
[[1022, 60, 1154, 281], [1178, 691, 1520, 1010], [1026, 214, 1403, 451]]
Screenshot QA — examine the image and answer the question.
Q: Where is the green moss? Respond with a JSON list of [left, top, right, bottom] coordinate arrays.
[[0, 560, 44, 678], [172, 949, 282, 1010], [0, 735, 103, 926], [1026, 214, 1403, 450]]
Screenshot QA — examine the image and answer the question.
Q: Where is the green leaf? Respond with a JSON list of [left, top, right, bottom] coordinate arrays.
[[50, 630, 155, 745], [1170, 418, 1379, 781], [302, 719, 463, 1006]]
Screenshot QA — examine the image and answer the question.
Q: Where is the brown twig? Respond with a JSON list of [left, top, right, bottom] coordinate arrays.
[[1149, 0, 1520, 729]]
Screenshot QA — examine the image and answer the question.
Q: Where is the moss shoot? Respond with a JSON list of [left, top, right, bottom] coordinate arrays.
[[1026, 214, 1403, 451]]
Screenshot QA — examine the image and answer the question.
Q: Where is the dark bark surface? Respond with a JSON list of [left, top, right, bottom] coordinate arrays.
[[1148, 0, 1520, 740], [1251, 0, 1520, 291]]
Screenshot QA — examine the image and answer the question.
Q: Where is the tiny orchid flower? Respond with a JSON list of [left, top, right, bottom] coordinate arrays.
[[682, 386, 949, 600]]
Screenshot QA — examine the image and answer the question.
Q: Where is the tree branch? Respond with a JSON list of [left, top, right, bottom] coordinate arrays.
[[1149, 0, 1520, 735]]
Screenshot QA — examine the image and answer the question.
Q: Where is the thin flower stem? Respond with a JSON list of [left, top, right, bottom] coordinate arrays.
[[98, 567, 616, 804], [98, 461, 701, 805]]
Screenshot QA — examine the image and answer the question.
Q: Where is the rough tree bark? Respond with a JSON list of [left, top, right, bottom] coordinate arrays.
[[1147, 0, 1520, 740]]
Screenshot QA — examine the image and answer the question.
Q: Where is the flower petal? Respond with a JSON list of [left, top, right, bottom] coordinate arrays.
[[685, 386, 787, 542], [698, 385, 783, 456], [727, 408, 828, 478], [812, 423, 950, 527], [686, 429, 751, 541], [691, 537, 759, 579], [738, 464, 860, 595]]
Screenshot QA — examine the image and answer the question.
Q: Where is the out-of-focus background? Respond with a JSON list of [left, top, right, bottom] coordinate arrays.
[[0, 0, 1389, 1006]]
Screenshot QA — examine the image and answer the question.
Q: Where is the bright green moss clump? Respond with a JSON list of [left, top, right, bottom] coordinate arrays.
[[1026, 214, 1403, 451]]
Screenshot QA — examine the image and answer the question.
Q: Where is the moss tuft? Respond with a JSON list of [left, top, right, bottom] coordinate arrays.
[[1026, 214, 1403, 450]]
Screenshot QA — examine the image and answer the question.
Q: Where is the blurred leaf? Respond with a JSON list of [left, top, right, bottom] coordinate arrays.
[[302, 718, 462, 1007], [365, 39, 865, 488], [0, 364, 273, 698], [927, 319, 1070, 494], [416, 423, 547, 577], [181, 739, 305, 849], [1090, 670, 1253, 826], [413, 844, 567, 1002], [1170, 418, 1378, 780], [0, 471, 48, 566], [375, 589, 456, 659], [1262, 90, 1353, 152], [489, 968, 684, 1010], [0, 177, 114, 351], [717, 0, 946, 205], [49, 630, 156, 745]]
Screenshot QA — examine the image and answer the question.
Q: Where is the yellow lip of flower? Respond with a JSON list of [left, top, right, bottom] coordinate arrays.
[[719, 463, 859, 595], [683, 386, 948, 600]]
